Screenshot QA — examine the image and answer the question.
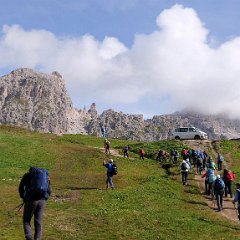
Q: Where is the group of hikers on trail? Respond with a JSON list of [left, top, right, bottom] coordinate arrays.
[[17, 137, 240, 239], [179, 147, 240, 216]]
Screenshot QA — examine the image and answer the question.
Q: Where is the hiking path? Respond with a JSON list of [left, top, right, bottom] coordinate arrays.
[[184, 140, 238, 222]]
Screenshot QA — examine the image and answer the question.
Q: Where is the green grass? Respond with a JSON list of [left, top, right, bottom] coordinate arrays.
[[0, 126, 240, 239], [220, 139, 240, 186]]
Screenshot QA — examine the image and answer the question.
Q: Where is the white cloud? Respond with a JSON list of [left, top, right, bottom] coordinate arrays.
[[1, 4, 240, 118]]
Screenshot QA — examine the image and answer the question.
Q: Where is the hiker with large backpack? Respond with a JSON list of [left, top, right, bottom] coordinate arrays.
[[18, 167, 51, 240], [180, 159, 191, 185], [202, 168, 216, 196], [223, 168, 236, 198], [103, 159, 117, 189], [206, 156, 216, 170], [217, 153, 224, 171], [232, 182, 240, 221], [213, 174, 225, 211]]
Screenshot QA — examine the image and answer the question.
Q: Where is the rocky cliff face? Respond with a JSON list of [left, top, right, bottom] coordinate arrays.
[[0, 68, 74, 133], [1, 68, 240, 140]]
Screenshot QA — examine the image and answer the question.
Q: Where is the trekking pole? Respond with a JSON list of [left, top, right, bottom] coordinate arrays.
[[233, 203, 239, 221], [11, 202, 24, 212]]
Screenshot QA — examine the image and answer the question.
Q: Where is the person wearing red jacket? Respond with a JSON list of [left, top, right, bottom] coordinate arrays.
[[139, 149, 145, 160], [223, 168, 236, 198]]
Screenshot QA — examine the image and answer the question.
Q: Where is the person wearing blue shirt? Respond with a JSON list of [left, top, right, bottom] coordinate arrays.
[[103, 159, 115, 189], [232, 182, 240, 220]]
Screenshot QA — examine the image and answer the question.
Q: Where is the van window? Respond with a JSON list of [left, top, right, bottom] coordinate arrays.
[[189, 128, 196, 132], [179, 128, 188, 132], [175, 128, 180, 132]]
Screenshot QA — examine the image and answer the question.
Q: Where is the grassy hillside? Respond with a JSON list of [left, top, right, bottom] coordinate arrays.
[[0, 126, 240, 239]]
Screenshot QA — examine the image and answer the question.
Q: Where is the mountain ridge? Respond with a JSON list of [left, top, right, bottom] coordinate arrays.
[[0, 68, 240, 140]]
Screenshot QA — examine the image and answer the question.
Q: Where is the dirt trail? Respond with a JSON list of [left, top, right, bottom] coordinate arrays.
[[92, 146, 135, 160], [184, 140, 239, 222]]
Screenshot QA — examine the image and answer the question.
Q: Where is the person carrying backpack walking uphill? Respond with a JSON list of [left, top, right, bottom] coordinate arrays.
[[232, 182, 240, 221], [202, 168, 216, 197], [19, 167, 51, 240], [180, 159, 190, 185], [139, 148, 145, 160], [223, 168, 236, 198], [213, 174, 225, 211], [217, 153, 224, 171], [103, 159, 117, 189], [206, 156, 216, 170]]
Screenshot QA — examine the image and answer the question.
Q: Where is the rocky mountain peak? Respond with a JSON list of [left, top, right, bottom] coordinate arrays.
[[1, 68, 240, 140]]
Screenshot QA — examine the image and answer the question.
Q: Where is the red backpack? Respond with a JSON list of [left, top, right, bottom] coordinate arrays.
[[226, 171, 235, 181]]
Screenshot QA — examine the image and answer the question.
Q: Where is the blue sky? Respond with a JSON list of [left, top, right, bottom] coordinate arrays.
[[1, 1, 240, 47], [1, 1, 240, 118]]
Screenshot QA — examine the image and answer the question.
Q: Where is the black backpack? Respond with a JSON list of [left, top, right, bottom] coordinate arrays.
[[112, 164, 118, 175]]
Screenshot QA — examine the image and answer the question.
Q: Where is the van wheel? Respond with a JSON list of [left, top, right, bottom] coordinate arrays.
[[175, 136, 180, 140], [194, 135, 200, 140]]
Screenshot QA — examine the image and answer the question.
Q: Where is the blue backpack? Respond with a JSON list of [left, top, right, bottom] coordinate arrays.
[[108, 163, 118, 175], [25, 167, 50, 200], [215, 178, 225, 191], [208, 172, 217, 183]]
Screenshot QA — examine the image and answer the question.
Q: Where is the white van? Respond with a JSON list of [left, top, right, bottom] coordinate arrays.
[[172, 127, 208, 140]]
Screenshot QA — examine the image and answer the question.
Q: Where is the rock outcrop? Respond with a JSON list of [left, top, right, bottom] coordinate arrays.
[[1, 68, 240, 140], [0, 68, 73, 133]]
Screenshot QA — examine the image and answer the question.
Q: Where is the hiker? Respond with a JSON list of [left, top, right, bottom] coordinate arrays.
[[170, 149, 175, 163], [180, 159, 191, 185], [182, 148, 188, 160], [206, 156, 216, 170], [196, 157, 203, 174], [202, 168, 216, 196], [19, 167, 51, 240], [217, 153, 224, 171], [103, 159, 116, 189], [101, 126, 107, 138], [173, 149, 179, 163], [192, 149, 198, 167], [123, 145, 129, 158], [139, 148, 145, 160], [170, 149, 179, 163], [232, 182, 240, 220], [157, 149, 164, 162], [223, 168, 236, 198], [213, 174, 225, 211], [202, 150, 208, 170], [104, 139, 110, 154]]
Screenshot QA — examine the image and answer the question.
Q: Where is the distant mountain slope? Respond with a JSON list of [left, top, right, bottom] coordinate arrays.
[[0, 68, 240, 140]]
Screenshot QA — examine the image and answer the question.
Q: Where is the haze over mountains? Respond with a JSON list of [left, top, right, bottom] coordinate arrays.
[[0, 68, 240, 141]]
